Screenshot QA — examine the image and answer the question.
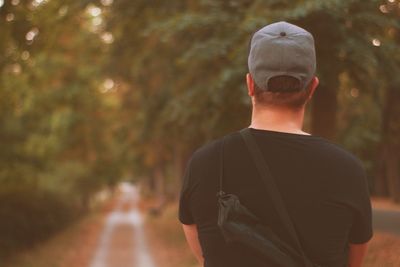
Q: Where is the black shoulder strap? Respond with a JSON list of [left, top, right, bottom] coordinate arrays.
[[240, 128, 312, 267]]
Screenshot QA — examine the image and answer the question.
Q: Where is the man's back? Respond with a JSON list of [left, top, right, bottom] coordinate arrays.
[[179, 128, 373, 267]]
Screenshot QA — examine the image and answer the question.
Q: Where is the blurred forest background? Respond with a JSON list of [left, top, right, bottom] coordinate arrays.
[[1, 0, 400, 257]]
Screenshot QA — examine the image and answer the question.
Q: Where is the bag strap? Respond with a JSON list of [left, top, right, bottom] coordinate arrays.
[[240, 128, 312, 267]]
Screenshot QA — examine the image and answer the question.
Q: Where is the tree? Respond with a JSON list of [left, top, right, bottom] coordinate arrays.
[[0, 0, 124, 214], [104, 0, 400, 199], [372, 0, 400, 201]]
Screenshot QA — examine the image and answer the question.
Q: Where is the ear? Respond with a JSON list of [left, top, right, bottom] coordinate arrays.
[[307, 76, 319, 100], [246, 73, 255, 96]]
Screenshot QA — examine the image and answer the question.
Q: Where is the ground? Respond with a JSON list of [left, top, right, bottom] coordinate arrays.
[[2, 188, 400, 267]]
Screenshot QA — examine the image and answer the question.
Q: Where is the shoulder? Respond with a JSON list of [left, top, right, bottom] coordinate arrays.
[[317, 138, 367, 185], [189, 131, 240, 167], [321, 138, 364, 168]]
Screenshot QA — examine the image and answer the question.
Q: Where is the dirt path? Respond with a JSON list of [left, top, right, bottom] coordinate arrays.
[[89, 183, 157, 267]]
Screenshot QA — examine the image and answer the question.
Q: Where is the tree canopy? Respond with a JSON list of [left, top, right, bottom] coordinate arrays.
[[105, 0, 400, 199]]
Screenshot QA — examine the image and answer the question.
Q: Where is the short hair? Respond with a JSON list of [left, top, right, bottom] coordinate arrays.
[[253, 75, 313, 110]]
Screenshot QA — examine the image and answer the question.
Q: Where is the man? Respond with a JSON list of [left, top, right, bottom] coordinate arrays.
[[178, 21, 373, 267]]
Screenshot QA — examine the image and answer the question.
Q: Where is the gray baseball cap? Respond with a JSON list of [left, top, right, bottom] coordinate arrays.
[[248, 21, 316, 91]]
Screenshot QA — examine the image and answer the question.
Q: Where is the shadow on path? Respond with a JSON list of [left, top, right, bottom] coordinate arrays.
[[373, 208, 400, 236]]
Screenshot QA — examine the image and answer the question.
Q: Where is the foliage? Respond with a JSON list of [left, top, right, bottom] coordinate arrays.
[[105, 0, 400, 199], [0, 0, 124, 196], [0, 0, 125, 250], [0, 187, 76, 254]]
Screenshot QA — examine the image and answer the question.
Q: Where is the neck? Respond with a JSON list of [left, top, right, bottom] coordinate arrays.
[[249, 105, 310, 135]]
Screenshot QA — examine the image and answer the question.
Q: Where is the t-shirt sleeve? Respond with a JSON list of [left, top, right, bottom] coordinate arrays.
[[178, 158, 195, 225], [348, 166, 373, 244]]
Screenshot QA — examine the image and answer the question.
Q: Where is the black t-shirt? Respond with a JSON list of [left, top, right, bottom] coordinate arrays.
[[178, 128, 373, 267]]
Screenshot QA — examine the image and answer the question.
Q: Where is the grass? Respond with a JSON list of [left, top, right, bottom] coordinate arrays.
[[143, 200, 400, 267]]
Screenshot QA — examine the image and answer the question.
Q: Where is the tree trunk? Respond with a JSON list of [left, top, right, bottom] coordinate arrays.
[[374, 144, 389, 196], [310, 77, 339, 141], [386, 146, 400, 202], [147, 174, 156, 193], [154, 164, 165, 200], [172, 148, 184, 199], [80, 192, 90, 213], [378, 84, 400, 202]]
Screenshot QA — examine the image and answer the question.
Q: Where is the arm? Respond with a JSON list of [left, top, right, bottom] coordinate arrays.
[[347, 242, 370, 267], [182, 223, 204, 265]]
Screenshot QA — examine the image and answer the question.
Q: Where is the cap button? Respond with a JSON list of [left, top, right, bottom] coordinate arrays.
[[280, 32, 286, 37]]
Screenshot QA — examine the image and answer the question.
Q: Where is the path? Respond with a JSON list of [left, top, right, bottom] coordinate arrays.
[[89, 183, 157, 267], [373, 208, 400, 236]]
